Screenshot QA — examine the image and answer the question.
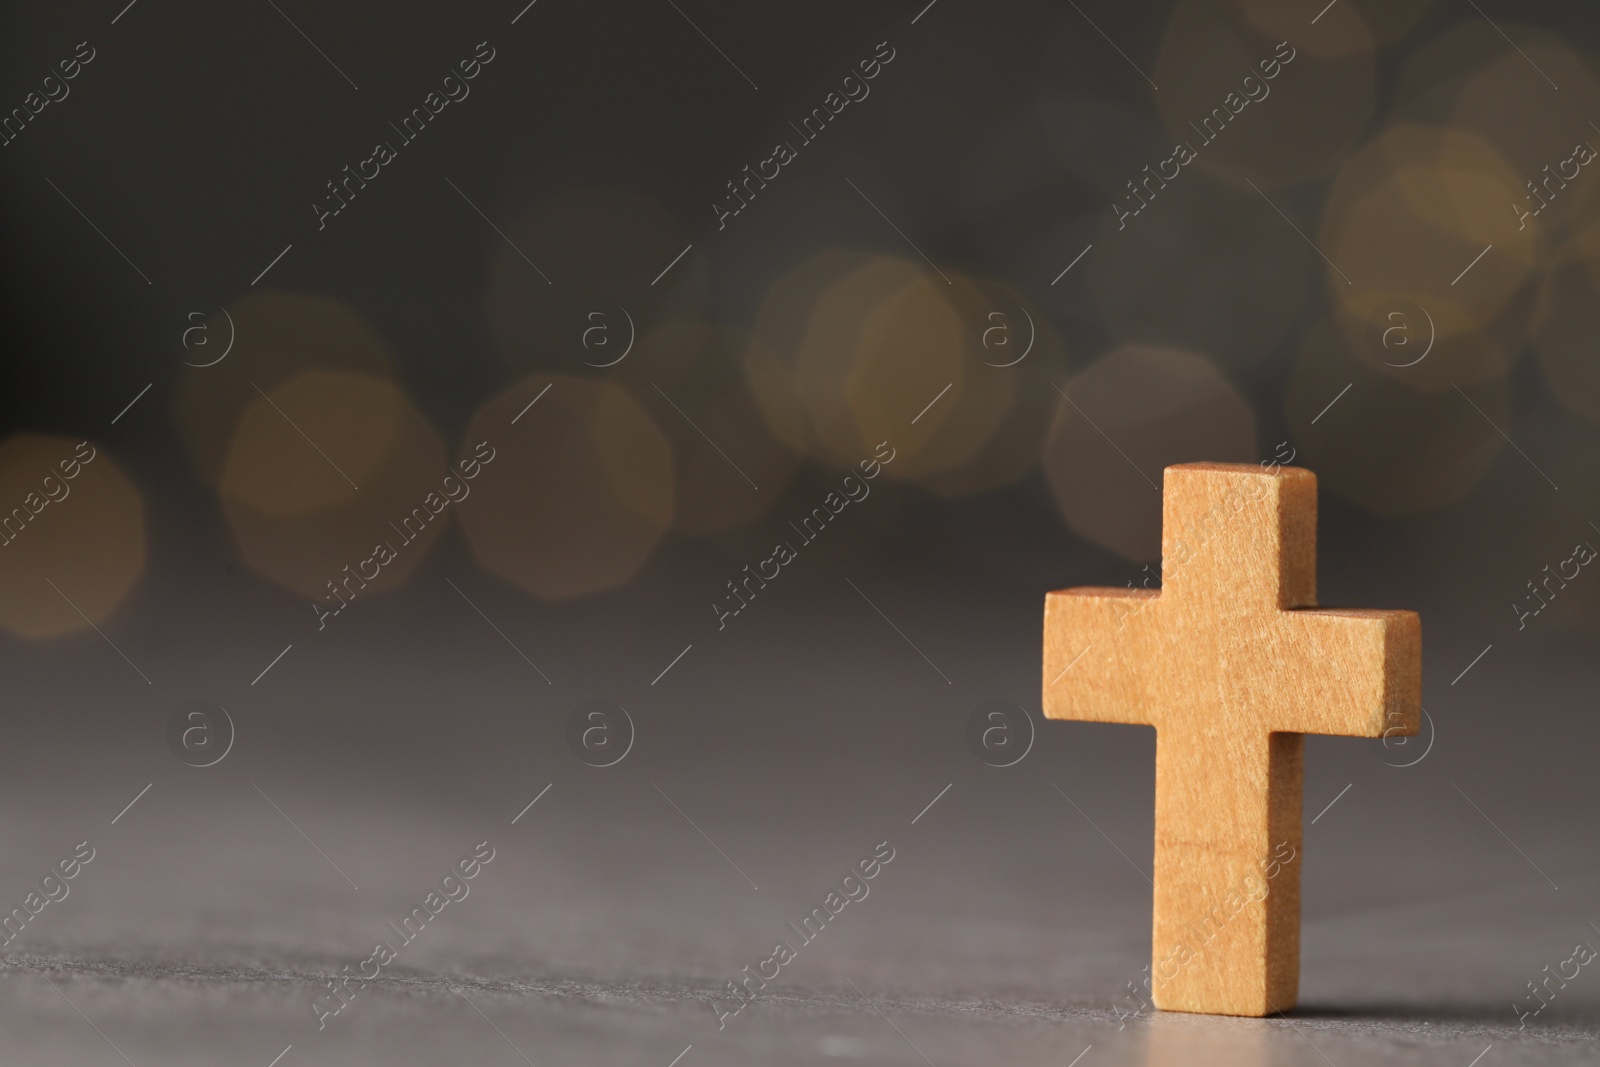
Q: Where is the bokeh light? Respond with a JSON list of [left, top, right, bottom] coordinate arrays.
[[0, 434, 144, 639], [173, 291, 398, 485], [1396, 20, 1600, 231], [219, 371, 449, 601], [746, 250, 1061, 495], [1320, 123, 1539, 389], [1043, 345, 1257, 562], [457, 375, 674, 601], [746, 248, 880, 457], [821, 263, 1012, 481]]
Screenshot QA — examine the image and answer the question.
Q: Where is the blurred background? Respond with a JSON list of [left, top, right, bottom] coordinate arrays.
[[1, 0, 1598, 1063]]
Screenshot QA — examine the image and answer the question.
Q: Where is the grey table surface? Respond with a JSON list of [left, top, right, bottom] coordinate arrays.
[[1, 561, 1595, 1067]]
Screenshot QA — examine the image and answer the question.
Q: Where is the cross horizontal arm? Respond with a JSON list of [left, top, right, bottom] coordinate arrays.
[[1042, 587, 1163, 726], [1262, 607, 1421, 737]]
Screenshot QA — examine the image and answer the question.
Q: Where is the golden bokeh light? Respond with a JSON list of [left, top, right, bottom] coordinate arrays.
[[792, 255, 930, 467], [1043, 345, 1257, 562], [173, 291, 398, 485], [1452, 42, 1600, 232], [746, 250, 1056, 495], [0, 434, 144, 639], [1396, 21, 1600, 230], [1320, 124, 1540, 389], [1285, 320, 1508, 515], [457, 375, 674, 601], [1153, 0, 1376, 189], [219, 371, 450, 602], [745, 249, 879, 456], [827, 265, 1012, 482], [482, 188, 700, 375]]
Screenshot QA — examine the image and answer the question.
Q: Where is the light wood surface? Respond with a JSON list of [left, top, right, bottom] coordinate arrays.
[[1042, 462, 1421, 1016]]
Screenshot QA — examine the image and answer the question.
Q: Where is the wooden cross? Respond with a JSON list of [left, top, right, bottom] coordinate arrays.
[[1042, 463, 1420, 1016]]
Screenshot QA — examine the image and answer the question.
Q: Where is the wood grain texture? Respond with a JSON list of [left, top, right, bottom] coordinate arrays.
[[1042, 463, 1421, 1016]]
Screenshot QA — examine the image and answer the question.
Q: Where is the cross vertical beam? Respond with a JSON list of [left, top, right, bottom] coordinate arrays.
[[1043, 463, 1420, 1016]]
